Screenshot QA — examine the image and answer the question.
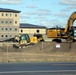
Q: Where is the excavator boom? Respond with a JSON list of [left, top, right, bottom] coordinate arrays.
[[64, 12, 76, 33], [47, 12, 76, 42]]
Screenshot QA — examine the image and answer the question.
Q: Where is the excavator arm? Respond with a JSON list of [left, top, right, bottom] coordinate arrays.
[[59, 12, 76, 41], [47, 12, 76, 42], [64, 12, 76, 33]]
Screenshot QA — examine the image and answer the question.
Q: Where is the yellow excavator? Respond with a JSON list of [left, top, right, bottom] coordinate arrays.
[[47, 12, 76, 42]]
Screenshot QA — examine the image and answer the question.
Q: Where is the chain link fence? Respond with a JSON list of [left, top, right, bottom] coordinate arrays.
[[0, 42, 76, 63]]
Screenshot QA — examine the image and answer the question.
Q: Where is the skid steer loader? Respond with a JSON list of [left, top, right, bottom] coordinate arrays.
[[13, 34, 38, 48]]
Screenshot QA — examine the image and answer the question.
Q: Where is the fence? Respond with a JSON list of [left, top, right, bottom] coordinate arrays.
[[0, 42, 76, 63]]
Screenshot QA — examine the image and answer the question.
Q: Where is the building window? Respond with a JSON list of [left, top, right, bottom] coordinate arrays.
[[15, 14, 17, 17], [6, 13, 8, 16], [15, 28, 17, 31], [15, 21, 17, 24], [2, 13, 4, 16], [10, 28, 12, 30], [10, 14, 12, 16], [6, 21, 8, 24], [10, 35, 12, 37], [1, 28, 4, 30], [1, 21, 4, 23], [6, 28, 8, 31], [10, 21, 12, 24], [1, 35, 3, 37], [21, 29, 23, 33], [5, 35, 8, 37], [36, 30, 39, 33]]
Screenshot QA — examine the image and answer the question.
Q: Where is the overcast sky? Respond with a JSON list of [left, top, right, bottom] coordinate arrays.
[[0, 0, 76, 28]]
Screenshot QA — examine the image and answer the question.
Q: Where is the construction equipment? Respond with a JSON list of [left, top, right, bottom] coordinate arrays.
[[14, 34, 38, 48], [47, 25, 65, 38], [33, 33, 44, 42], [47, 25, 65, 42], [47, 12, 76, 42]]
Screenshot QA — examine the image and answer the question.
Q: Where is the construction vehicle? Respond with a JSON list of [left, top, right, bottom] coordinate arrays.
[[13, 34, 38, 48], [47, 25, 65, 38], [47, 12, 76, 42], [33, 33, 44, 42]]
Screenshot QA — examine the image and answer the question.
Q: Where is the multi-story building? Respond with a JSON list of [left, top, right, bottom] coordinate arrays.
[[0, 8, 21, 40], [0, 8, 47, 41]]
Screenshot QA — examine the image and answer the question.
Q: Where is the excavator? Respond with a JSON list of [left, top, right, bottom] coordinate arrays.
[[47, 12, 76, 42]]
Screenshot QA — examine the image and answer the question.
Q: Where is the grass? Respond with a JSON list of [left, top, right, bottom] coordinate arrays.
[[0, 42, 76, 63], [0, 52, 76, 63]]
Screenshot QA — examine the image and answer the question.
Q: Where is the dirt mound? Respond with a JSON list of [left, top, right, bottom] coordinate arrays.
[[0, 42, 76, 53]]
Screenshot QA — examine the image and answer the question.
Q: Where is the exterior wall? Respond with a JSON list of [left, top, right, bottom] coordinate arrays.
[[19, 28, 46, 36], [0, 12, 20, 40]]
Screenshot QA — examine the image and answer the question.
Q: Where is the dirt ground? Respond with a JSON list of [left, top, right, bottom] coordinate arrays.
[[0, 42, 76, 53], [0, 42, 76, 62]]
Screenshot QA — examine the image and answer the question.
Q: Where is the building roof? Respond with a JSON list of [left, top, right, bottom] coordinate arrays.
[[0, 8, 21, 13], [20, 23, 46, 29]]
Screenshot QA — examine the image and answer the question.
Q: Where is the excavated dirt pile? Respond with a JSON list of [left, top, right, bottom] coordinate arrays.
[[0, 42, 76, 62], [0, 42, 76, 53]]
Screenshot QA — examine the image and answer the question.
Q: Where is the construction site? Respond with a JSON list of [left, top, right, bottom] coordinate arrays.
[[0, 11, 76, 63], [0, 41, 76, 63]]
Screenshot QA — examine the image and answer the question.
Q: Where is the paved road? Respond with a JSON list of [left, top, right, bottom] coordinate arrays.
[[0, 62, 76, 75]]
